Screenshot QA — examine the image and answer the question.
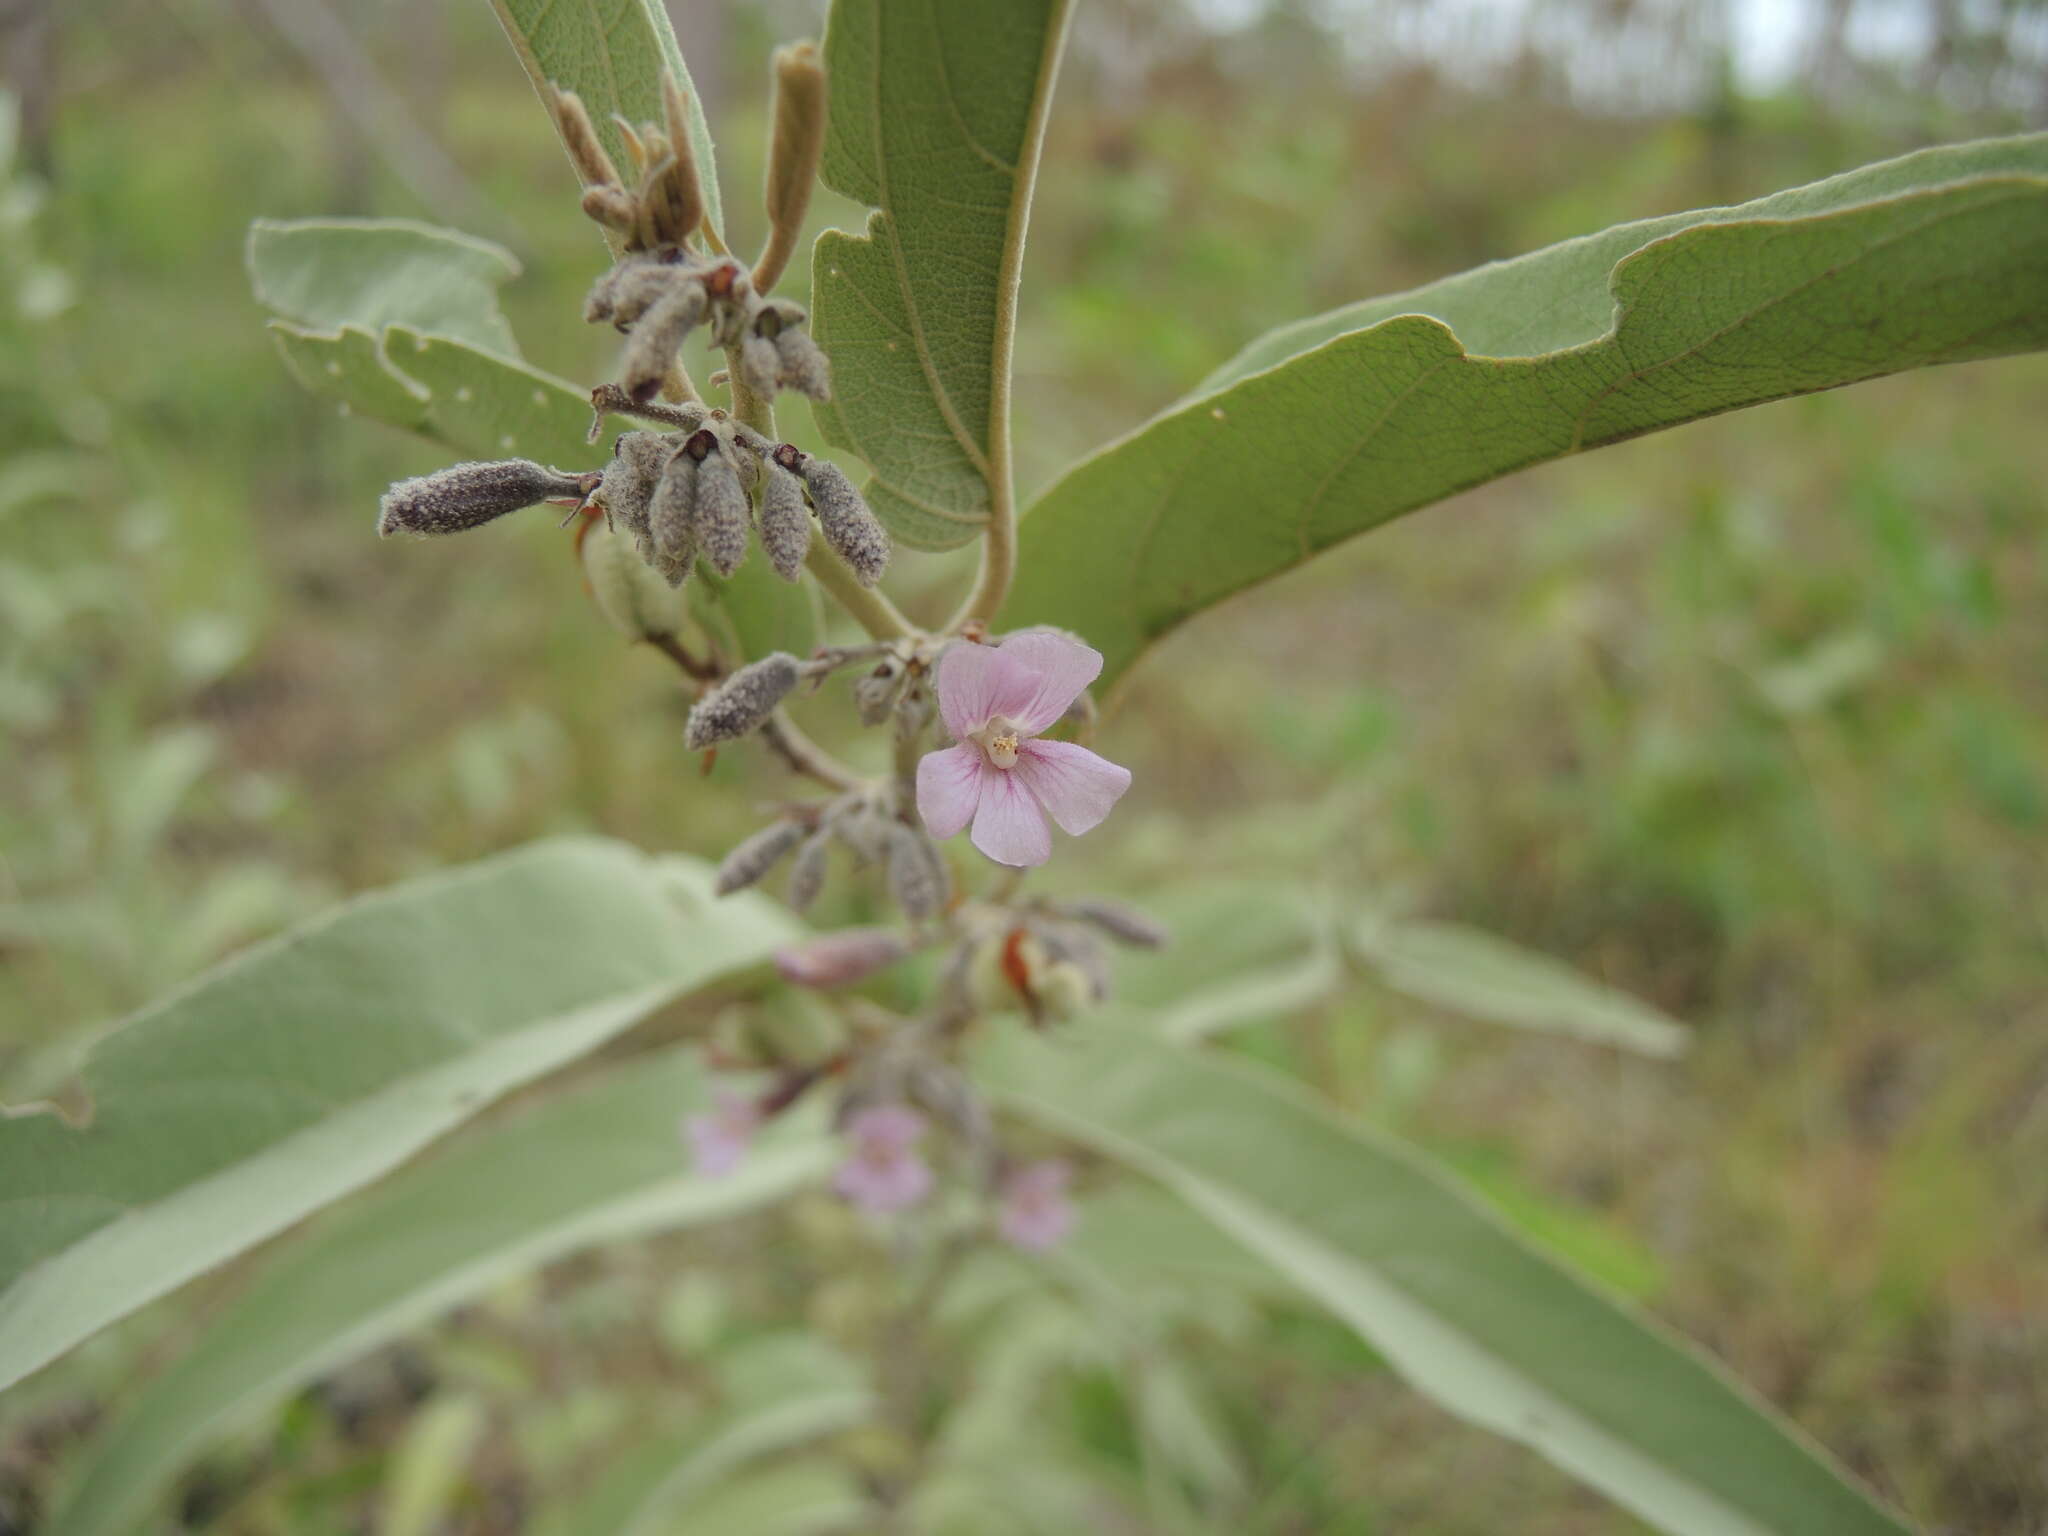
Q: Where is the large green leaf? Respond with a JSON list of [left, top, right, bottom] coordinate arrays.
[[485, 0, 722, 237], [1006, 134, 2048, 694], [530, 1334, 870, 1536], [0, 840, 797, 1392], [808, 0, 1073, 550], [44, 1055, 834, 1536], [247, 219, 523, 356], [1353, 917, 1688, 1057], [983, 1025, 1911, 1536]]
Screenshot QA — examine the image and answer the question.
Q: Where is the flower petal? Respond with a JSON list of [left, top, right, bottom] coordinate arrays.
[[970, 767, 1053, 867], [998, 630, 1104, 735], [915, 744, 985, 839], [1011, 740, 1131, 836], [935, 641, 1038, 740]]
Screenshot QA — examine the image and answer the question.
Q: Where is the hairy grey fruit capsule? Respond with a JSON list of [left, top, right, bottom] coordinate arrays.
[[786, 832, 829, 913], [757, 462, 812, 582], [684, 652, 801, 749], [589, 260, 679, 328], [1060, 898, 1169, 950], [692, 441, 751, 577], [885, 822, 950, 921], [715, 819, 807, 896], [852, 659, 904, 727], [801, 458, 890, 586], [599, 431, 670, 553], [649, 450, 699, 587], [378, 460, 586, 538], [773, 327, 832, 401], [620, 282, 706, 403]]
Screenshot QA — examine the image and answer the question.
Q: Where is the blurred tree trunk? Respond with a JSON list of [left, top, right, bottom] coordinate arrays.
[[0, 0, 60, 178]]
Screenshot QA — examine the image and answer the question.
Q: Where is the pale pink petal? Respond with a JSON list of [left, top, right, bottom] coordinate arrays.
[[935, 642, 1038, 740], [998, 630, 1104, 735], [775, 929, 910, 988], [682, 1091, 759, 1179], [1011, 740, 1131, 836], [915, 744, 985, 840], [835, 1150, 934, 1212], [848, 1104, 926, 1152], [970, 767, 1052, 867]]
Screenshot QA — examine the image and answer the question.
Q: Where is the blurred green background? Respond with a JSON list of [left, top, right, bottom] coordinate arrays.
[[2, 0, 2044, 1529]]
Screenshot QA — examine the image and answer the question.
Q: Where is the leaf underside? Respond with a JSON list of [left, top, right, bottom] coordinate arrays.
[[984, 1025, 1911, 1536], [0, 840, 796, 1392], [808, 0, 1071, 550], [43, 1056, 835, 1536], [1004, 134, 2048, 695]]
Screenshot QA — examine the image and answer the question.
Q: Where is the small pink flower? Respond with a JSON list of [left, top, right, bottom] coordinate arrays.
[[683, 1090, 761, 1178], [833, 1104, 934, 1213], [997, 1160, 1075, 1252], [914, 631, 1132, 868]]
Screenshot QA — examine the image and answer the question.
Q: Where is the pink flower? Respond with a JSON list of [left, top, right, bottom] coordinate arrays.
[[997, 1160, 1075, 1252], [774, 928, 911, 988], [914, 631, 1131, 868], [833, 1105, 934, 1213], [683, 1090, 761, 1178]]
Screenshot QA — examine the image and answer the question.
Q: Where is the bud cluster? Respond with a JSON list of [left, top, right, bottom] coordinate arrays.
[[717, 785, 953, 923]]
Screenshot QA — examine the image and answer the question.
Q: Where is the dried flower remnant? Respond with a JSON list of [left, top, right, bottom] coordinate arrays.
[[998, 1161, 1075, 1252], [683, 1090, 761, 1178], [833, 1105, 934, 1213], [916, 631, 1131, 868]]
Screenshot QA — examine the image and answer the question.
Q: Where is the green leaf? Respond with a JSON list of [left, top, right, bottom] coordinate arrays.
[[43, 1053, 835, 1536], [809, 0, 1073, 550], [1352, 918, 1688, 1057], [0, 839, 797, 1392], [247, 219, 523, 356], [1111, 880, 1343, 1041], [531, 1334, 870, 1536], [983, 1025, 1911, 1536], [484, 0, 722, 238], [1007, 134, 2048, 694]]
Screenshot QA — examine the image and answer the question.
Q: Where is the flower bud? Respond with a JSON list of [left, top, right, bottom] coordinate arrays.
[[548, 84, 622, 193], [738, 332, 782, 400], [774, 928, 911, 988], [596, 430, 669, 552], [587, 260, 676, 328], [773, 326, 832, 401], [885, 822, 949, 921], [714, 818, 806, 895], [801, 457, 890, 586], [893, 679, 935, 740], [684, 651, 800, 749], [649, 449, 698, 587], [786, 831, 829, 913], [852, 659, 904, 727], [621, 282, 706, 404], [691, 437, 751, 577], [580, 517, 682, 640], [756, 42, 827, 292], [757, 461, 812, 582], [377, 460, 585, 538], [650, 69, 708, 248], [1059, 897, 1169, 950]]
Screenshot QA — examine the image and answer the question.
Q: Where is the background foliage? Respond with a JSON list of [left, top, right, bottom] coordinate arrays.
[[1, 0, 2045, 1530]]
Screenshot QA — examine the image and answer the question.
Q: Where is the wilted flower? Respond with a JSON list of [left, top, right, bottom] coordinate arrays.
[[683, 1090, 761, 1178], [833, 1105, 933, 1213], [915, 631, 1131, 867], [998, 1160, 1075, 1252]]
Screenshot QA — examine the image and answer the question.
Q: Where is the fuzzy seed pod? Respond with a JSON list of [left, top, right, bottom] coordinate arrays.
[[773, 326, 833, 401], [621, 282, 707, 403], [757, 461, 812, 582], [852, 660, 904, 727], [832, 804, 891, 865], [715, 818, 807, 895], [649, 450, 699, 586], [802, 458, 890, 586], [580, 517, 681, 640], [786, 832, 829, 913], [691, 439, 751, 577], [885, 822, 950, 921], [893, 680, 935, 740], [588, 260, 678, 328], [378, 460, 585, 538], [1060, 898, 1169, 950], [684, 651, 801, 749], [738, 333, 783, 400], [774, 928, 910, 989], [598, 431, 670, 553]]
